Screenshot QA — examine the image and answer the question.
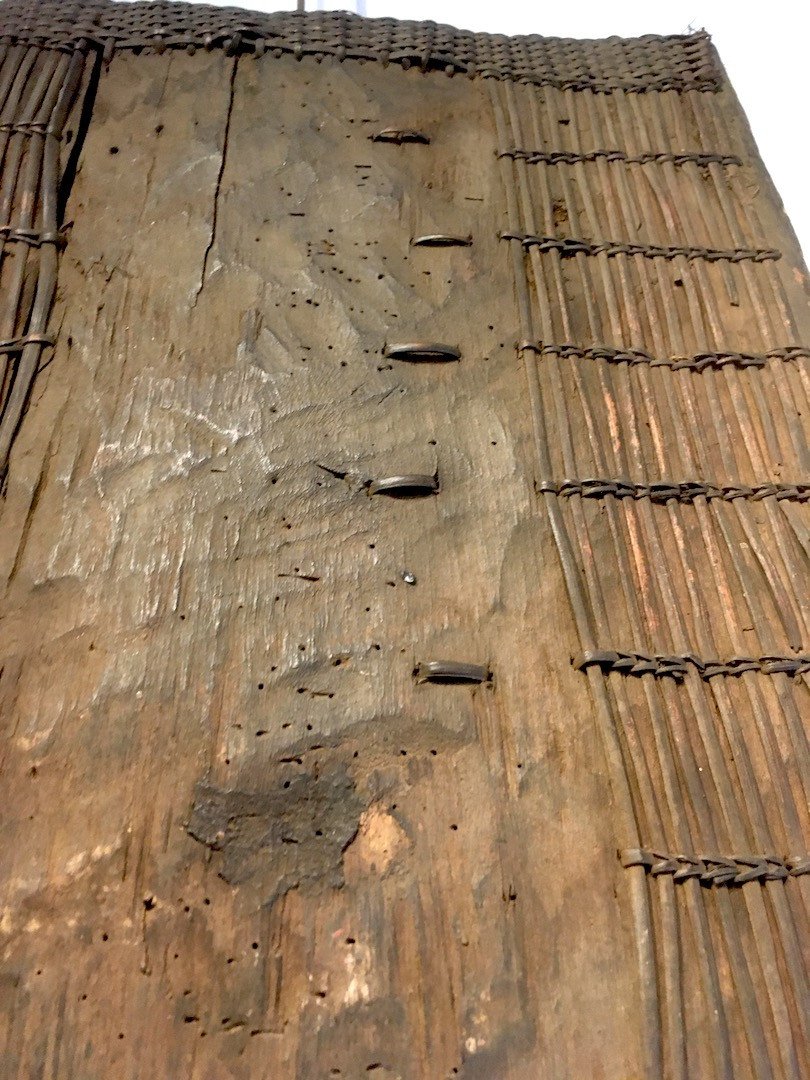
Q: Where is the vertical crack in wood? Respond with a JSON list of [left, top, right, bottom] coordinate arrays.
[[194, 55, 238, 307]]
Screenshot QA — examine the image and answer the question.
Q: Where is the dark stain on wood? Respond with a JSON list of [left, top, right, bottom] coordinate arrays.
[[187, 767, 364, 898]]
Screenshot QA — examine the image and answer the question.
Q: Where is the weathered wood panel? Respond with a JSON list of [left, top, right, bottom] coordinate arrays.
[[0, 51, 650, 1079], [1, 3, 808, 1076]]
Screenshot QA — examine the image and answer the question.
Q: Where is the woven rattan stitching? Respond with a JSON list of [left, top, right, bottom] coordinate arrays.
[[536, 479, 808, 502], [620, 848, 805, 884], [0, 121, 62, 139], [0, 333, 56, 354], [0, 225, 64, 247], [0, 1, 723, 91], [574, 650, 810, 680], [499, 148, 742, 167], [502, 233, 781, 262], [520, 343, 810, 369]]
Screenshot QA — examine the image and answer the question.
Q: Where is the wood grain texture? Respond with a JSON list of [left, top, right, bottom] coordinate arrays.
[[0, 52, 649, 1079]]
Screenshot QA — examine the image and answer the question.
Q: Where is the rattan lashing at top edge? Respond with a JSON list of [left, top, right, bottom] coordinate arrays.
[[0, 0, 721, 92]]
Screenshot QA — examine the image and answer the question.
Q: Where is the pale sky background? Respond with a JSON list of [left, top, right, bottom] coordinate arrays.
[[135, 1, 809, 260]]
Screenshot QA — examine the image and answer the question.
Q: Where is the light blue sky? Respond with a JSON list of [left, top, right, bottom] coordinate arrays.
[[128, 1, 810, 261]]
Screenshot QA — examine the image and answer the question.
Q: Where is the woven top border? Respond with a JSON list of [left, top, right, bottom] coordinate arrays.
[[0, 0, 721, 92]]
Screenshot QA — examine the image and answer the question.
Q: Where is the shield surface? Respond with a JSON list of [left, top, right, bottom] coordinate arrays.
[[0, 3, 807, 1078]]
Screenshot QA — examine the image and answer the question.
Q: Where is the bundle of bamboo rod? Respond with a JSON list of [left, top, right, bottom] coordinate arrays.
[[0, 41, 93, 482]]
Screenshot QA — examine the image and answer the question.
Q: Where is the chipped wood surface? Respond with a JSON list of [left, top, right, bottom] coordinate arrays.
[[0, 31, 807, 1080]]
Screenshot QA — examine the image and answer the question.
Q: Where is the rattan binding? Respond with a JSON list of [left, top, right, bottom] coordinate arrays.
[[0, 0, 722, 92]]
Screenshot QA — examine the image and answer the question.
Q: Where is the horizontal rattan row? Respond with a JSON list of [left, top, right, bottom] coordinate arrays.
[[536, 479, 808, 502], [574, 650, 810, 680], [520, 342, 810, 370], [621, 849, 809, 884], [499, 148, 741, 167], [502, 232, 781, 262]]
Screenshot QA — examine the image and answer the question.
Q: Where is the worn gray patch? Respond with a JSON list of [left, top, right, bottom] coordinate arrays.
[[187, 766, 364, 900]]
